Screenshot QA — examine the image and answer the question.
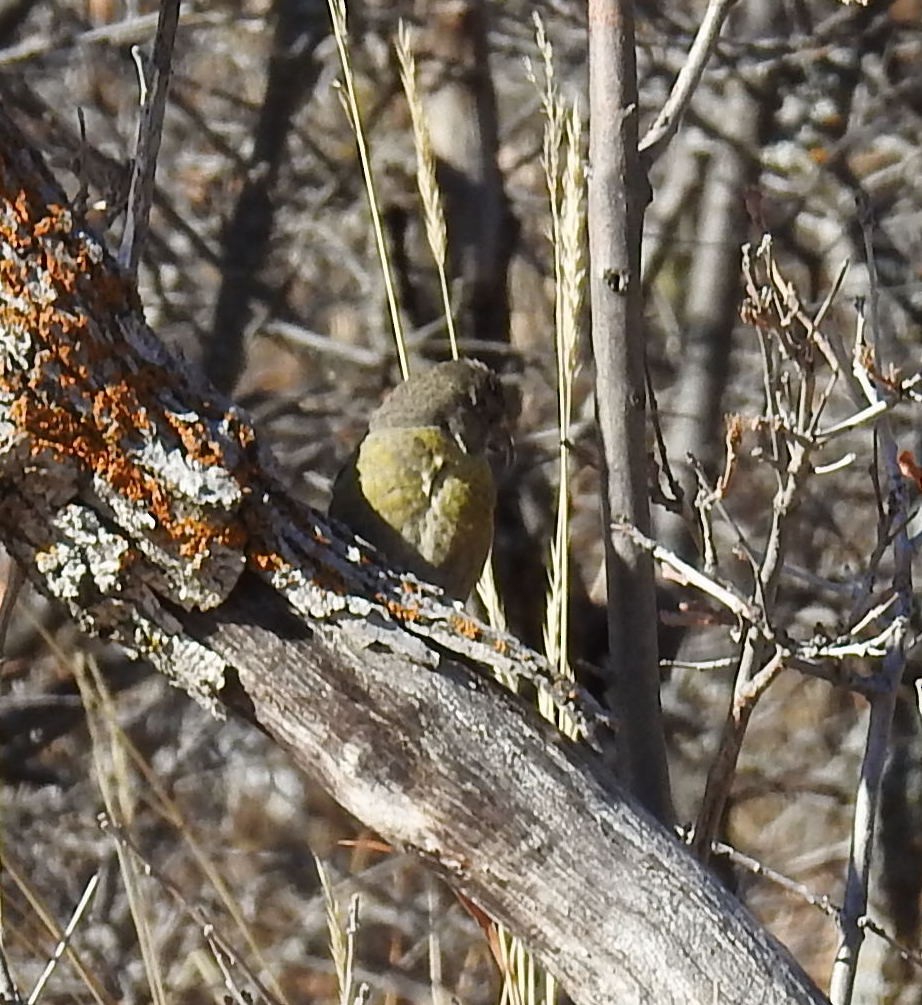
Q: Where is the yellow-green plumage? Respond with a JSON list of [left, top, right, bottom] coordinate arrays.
[[330, 360, 509, 600]]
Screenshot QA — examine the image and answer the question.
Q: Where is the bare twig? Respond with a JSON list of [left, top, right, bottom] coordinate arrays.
[[0, 4, 210, 66], [639, 0, 739, 165], [261, 320, 385, 368], [25, 874, 100, 1005], [692, 241, 826, 859], [816, 399, 888, 441], [613, 521, 760, 624], [688, 455, 762, 600], [117, 0, 181, 275], [710, 840, 841, 919], [645, 361, 685, 512], [710, 841, 922, 971]]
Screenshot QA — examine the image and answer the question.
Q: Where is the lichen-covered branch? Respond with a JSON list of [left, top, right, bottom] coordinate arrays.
[[0, 113, 252, 704]]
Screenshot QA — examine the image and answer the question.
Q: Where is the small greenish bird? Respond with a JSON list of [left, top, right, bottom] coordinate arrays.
[[330, 359, 511, 600]]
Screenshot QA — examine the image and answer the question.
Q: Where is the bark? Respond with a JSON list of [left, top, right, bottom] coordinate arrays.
[[0, 102, 830, 1005]]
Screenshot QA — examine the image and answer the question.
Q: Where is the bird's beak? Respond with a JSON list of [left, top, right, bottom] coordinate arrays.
[[487, 421, 515, 472]]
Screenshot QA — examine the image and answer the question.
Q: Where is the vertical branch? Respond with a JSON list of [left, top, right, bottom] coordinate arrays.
[[829, 212, 913, 1005], [118, 0, 180, 276], [587, 0, 673, 823]]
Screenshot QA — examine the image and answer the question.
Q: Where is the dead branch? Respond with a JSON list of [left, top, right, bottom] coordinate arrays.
[[118, 0, 180, 276]]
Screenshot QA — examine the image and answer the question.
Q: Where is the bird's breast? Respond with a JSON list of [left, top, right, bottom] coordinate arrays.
[[349, 426, 496, 598]]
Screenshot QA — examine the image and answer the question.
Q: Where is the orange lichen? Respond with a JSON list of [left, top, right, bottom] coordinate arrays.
[[0, 177, 264, 571], [448, 614, 481, 640], [381, 597, 422, 622], [12, 190, 32, 226], [33, 204, 71, 237], [165, 412, 227, 467], [173, 517, 247, 559], [91, 382, 153, 436], [247, 549, 287, 573], [9, 377, 247, 561]]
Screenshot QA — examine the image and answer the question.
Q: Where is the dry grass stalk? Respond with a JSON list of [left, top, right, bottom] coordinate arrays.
[[0, 852, 111, 1005], [316, 858, 367, 1005], [531, 14, 582, 740], [327, 0, 409, 379], [73, 656, 168, 1005], [395, 20, 459, 362], [483, 20, 585, 1005]]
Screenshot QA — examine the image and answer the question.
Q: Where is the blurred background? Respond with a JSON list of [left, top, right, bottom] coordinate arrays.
[[2, 0, 922, 1001]]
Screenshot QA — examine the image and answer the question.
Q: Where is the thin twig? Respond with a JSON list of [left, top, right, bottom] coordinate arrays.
[[639, 0, 739, 164], [0, 5, 216, 66], [661, 656, 735, 671], [710, 841, 922, 970], [261, 320, 385, 368], [613, 520, 762, 624], [645, 361, 685, 511], [692, 241, 822, 860], [816, 400, 889, 442], [26, 874, 100, 1005], [688, 455, 762, 583], [118, 0, 181, 276]]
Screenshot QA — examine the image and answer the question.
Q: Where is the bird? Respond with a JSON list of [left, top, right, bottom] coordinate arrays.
[[330, 359, 511, 600]]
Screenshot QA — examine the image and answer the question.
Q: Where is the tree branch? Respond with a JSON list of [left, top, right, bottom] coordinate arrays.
[[118, 0, 180, 276], [639, 0, 739, 166], [587, 0, 673, 823]]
